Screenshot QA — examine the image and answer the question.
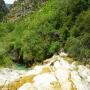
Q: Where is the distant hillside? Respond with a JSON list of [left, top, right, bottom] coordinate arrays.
[[0, 0, 8, 21], [7, 0, 47, 21]]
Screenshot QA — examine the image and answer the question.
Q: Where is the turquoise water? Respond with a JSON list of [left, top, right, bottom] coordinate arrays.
[[14, 64, 28, 70]]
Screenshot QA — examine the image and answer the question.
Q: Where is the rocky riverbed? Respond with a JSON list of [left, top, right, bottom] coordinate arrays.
[[0, 53, 90, 90]]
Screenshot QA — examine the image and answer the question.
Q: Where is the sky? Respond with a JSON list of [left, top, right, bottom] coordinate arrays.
[[4, 0, 16, 4]]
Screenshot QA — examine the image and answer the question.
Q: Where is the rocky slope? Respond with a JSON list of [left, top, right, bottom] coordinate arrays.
[[0, 53, 90, 90], [0, 0, 8, 21], [7, 0, 47, 21]]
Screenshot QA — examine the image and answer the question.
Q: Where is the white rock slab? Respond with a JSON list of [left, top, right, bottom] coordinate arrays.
[[33, 73, 57, 90], [17, 83, 35, 90], [71, 71, 90, 90]]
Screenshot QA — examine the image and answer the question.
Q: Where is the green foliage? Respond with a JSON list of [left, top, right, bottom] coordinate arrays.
[[64, 4, 90, 63], [70, 26, 80, 37], [0, 0, 90, 67], [75, 10, 90, 34], [0, 54, 14, 67], [48, 41, 60, 55], [65, 37, 81, 58], [6, 23, 15, 32], [81, 33, 90, 49]]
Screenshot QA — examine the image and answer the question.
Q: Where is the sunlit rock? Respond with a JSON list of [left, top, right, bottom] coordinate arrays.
[[71, 71, 90, 90], [78, 65, 90, 82], [33, 73, 57, 90], [54, 69, 72, 90], [59, 52, 68, 57], [0, 68, 26, 85], [0, 53, 90, 90], [17, 83, 35, 90]]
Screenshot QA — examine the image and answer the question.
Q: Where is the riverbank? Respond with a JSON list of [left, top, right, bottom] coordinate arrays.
[[0, 53, 90, 90]]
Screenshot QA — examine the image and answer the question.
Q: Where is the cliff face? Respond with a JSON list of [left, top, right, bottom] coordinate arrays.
[[0, 0, 5, 9], [7, 0, 47, 21], [0, 0, 8, 21]]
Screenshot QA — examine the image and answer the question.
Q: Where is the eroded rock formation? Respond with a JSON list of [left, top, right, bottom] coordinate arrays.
[[0, 53, 90, 90]]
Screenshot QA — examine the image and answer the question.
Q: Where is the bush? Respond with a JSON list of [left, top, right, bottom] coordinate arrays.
[[6, 22, 15, 32], [65, 37, 81, 58]]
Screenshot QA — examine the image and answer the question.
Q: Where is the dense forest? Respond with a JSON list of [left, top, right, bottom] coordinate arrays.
[[0, 0, 90, 67]]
